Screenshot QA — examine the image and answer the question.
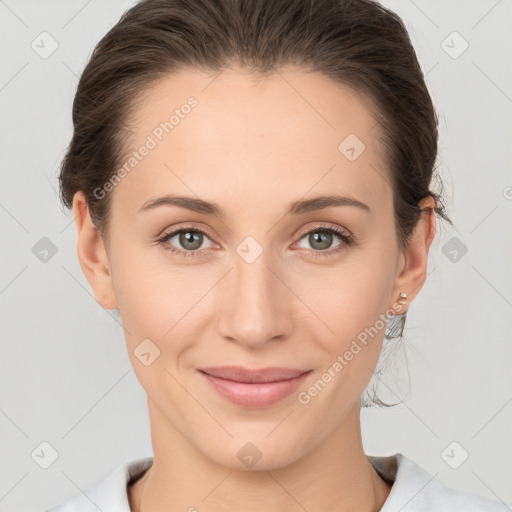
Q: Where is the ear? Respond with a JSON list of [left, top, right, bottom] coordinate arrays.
[[72, 191, 118, 310], [388, 196, 436, 313]]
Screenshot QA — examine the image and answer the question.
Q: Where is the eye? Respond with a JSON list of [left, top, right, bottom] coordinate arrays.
[[157, 227, 215, 258], [294, 224, 354, 257], [157, 223, 355, 259]]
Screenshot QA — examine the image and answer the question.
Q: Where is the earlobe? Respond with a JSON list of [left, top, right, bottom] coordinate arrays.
[[72, 191, 118, 310]]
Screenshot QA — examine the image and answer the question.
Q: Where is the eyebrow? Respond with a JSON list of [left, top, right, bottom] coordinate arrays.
[[138, 194, 371, 217]]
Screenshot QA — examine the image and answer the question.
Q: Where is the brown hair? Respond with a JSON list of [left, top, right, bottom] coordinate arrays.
[[58, 0, 452, 406]]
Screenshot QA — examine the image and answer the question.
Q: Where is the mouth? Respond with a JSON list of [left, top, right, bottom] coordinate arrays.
[[198, 366, 313, 408]]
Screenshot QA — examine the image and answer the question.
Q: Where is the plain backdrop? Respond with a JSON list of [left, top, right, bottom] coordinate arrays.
[[1, 1, 511, 511]]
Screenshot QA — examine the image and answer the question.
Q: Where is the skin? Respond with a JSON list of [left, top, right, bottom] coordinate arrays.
[[72, 64, 435, 512]]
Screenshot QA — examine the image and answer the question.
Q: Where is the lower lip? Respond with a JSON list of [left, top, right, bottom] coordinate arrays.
[[199, 371, 311, 408]]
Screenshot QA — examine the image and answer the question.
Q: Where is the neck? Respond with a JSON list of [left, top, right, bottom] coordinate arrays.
[[129, 400, 392, 512]]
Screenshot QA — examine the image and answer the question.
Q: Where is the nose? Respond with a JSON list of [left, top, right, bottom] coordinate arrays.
[[216, 246, 294, 350]]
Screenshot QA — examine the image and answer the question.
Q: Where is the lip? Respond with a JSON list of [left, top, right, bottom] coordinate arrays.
[[198, 366, 312, 408]]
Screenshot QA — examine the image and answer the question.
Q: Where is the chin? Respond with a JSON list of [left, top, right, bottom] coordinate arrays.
[[197, 432, 306, 472]]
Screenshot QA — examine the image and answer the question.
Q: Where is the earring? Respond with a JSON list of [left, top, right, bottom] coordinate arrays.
[[398, 292, 408, 302]]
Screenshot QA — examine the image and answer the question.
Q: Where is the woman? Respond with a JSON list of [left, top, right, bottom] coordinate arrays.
[[46, 0, 508, 510]]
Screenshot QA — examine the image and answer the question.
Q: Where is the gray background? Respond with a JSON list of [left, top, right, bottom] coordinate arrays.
[[1, 1, 511, 511]]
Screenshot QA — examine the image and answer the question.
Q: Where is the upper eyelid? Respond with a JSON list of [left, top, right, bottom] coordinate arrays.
[[295, 223, 350, 239], [160, 224, 216, 243]]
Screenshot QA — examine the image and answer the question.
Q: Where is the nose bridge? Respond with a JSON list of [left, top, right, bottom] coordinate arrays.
[[216, 237, 292, 346]]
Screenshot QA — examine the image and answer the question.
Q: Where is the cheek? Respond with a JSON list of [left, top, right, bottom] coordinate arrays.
[[296, 259, 392, 342], [110, 250, 229, 393], [290, 253, 395, 395], [109, 246, 200, 354], [112, 263, 200, 400]]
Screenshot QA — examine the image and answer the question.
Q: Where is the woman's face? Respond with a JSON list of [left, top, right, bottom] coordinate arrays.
[[76, 65, 433, 470]]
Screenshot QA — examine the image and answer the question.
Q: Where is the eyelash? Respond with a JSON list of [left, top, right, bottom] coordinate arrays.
[[156, 224, 355, 259]]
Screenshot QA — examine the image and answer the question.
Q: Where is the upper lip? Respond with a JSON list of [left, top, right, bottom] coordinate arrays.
[[199, 366, 310, 383]]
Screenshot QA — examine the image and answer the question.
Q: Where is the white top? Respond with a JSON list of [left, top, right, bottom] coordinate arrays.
[[45, 452, 510, 511]]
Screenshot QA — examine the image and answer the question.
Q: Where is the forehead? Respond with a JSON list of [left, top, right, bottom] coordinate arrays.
[[113, 65, 390, 217]]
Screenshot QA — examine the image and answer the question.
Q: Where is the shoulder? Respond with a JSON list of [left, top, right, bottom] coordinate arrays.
[[368, 452, 511, 512], [44, 456, 153, 512]]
